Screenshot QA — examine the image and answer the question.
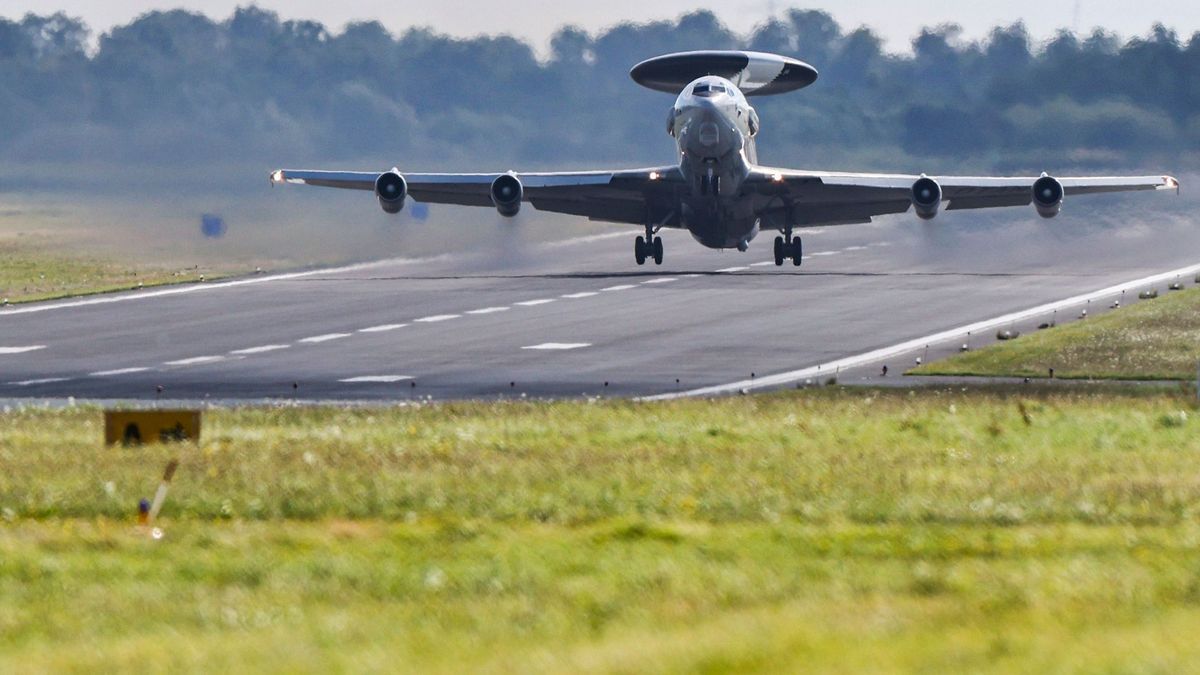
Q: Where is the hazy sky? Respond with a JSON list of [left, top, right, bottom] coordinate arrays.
[[9, 1, 1200, 53]]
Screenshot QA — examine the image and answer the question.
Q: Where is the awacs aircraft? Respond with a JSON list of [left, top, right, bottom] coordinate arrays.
[[271, 51, 1179, 266]]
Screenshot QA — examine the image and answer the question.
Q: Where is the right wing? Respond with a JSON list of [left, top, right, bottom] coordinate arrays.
[[270, 167, 687, 227]]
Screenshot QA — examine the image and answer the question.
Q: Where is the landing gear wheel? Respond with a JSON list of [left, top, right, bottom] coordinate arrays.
[[791, 237, 803, 267], [773, 237, 785, 266], [652, 237, 664, 265], [634, 236, 647, 266]]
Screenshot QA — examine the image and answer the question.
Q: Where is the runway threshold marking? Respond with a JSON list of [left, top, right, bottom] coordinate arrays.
[[414, 315, 461, 323], [359, 324, 407, 333], [300, 333, 353, 343], [339, 375, 413, 383], [467, 307, 510, 315], [0, 346, 46, 354], [231, 344, 290, 355], [516, 299, 556, 307], [523, 343, 592, 351], [646, 259, 1200, 400], [89, 367, 151, 377], [9, 377, 70, 386], [164, 356, 226, 366]]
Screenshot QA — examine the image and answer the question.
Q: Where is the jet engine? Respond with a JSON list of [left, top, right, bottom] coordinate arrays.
[[375, 171, 407, 214], [911, 176, 942, 220], [1032, 175, 1064, 219], [491, 174, 523, 217]]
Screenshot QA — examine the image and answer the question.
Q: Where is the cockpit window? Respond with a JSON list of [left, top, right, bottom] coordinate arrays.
[[692, 83, 727, 97]]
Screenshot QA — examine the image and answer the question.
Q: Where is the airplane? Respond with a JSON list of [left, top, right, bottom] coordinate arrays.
[[270, 50, 1180, 267]]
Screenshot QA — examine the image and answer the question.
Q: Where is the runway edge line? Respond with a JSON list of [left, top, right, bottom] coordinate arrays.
[[643, 260, 1200, 401]]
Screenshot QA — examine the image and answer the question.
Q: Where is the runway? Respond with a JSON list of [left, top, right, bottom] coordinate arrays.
[[2, 204, 1197, 402]]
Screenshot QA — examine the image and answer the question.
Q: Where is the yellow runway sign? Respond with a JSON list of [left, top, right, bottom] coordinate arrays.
[[105, 410, 201, 446]]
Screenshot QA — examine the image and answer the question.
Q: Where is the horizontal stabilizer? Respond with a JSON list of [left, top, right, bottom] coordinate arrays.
[[630, 51, 818, 96]]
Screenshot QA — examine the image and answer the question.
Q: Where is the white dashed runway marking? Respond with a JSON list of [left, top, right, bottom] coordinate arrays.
[[562, 292, 599, 299], [642, 278, 678, 284], [231, 345, 290, 355], [467, 307, 509, 315], [358, 324, 407, 333], [10, 377, 70, 386], [516, 299, 556, 307], [749, 261, 776, 267], [339, 375, 413, 383], [601, 284, 636, 292], [300, 333, 353, 343], [522, 343, 592, 351], [811, 251, 839, 257], [90, 367, 151, 377], [414, 315, 460, 323], [0, 346, 46, 355], [164, 356, 226, 366], [716, 266, 749, 273]]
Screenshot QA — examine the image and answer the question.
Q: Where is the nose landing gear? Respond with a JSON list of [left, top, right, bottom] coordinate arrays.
[[773, 231, 802, 267], [635, 235, 664, 266]]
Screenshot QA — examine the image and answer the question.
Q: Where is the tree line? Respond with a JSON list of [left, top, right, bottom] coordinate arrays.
[[1, 7, 1197, 175]]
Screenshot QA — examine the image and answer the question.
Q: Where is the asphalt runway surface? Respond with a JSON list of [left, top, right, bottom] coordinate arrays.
[[2, 201, 1198, 402]]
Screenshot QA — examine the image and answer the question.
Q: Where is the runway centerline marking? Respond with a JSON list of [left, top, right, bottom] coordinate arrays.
[[749, 262, 776, 267], [467, 307, 509, 315], [10, 377, 70, 386], [642, 278, 678, 284], [516, 299, 556, 307], [601, 284, 637, 292], [646, 259, 1200, 400], [716, 266, 749, 273], [231, 344, 290, 355], [811, 251, 839, 257], [414, 314, 461, 323], [522, 343, 592, 351], [164, 356, 226, 367], [358, 324, 407, 333], [300, 333, 353, 343], [89, 367, 151, 377], [0, 346, 46, 355], [339, 375, 413, 383], [843, 245, 868, 251], [562, 292, 599, 299]]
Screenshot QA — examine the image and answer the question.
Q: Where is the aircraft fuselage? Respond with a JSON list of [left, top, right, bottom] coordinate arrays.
[[671, 76, 762, 250]]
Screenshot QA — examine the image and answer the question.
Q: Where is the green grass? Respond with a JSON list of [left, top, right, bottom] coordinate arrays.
[[912, 286, 1200, 381], [3, 389, 1200, 672], [0, 236, 224, 304]]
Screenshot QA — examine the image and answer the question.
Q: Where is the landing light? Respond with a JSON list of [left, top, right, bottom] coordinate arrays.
[[772, 173, 784, 183], [270, 170, 284, 184], [649, 171, 660, 181]]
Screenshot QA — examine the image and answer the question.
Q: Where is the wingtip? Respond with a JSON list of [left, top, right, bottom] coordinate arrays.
[[1164, 175, 1180, 194], [269, 169, 285, 186]]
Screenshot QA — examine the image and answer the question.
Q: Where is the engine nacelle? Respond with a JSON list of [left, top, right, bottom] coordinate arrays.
[[911, 176, 942, 220], [491, 174, 523, 218], [1032, 175, 1064, 219], [375, 171, 407, 214]]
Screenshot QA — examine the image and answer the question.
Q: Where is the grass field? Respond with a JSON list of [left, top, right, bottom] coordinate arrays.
[[3, 389, 1200, 671], [912, 285, 1200, 381], [0, 233, 223, 304]]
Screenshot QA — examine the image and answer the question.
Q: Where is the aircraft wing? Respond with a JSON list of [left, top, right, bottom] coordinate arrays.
[[270, 167, 687, 227], [747, 168, 1179, 226]]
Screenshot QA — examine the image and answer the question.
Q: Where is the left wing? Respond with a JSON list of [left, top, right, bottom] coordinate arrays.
[[746, 168, 1179, 227], [270, 167, 687, 227]]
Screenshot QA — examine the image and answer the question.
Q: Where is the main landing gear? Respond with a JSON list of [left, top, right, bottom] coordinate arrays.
[[774, 232, 803, 267]]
